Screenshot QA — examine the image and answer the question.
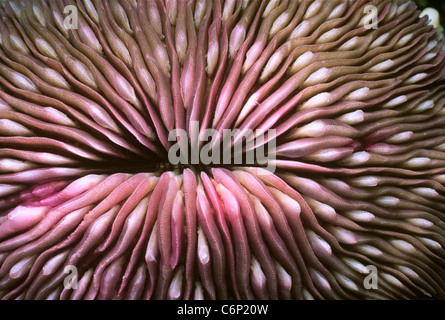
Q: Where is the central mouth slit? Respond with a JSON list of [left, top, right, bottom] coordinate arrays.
[[74, 160, 249, 174]]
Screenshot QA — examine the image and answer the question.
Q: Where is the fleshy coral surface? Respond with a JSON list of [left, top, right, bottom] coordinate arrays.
[[0, 0, 445, 300]]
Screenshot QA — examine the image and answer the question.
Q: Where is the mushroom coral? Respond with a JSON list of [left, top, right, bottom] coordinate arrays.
[[0, 0, 445, 300]]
